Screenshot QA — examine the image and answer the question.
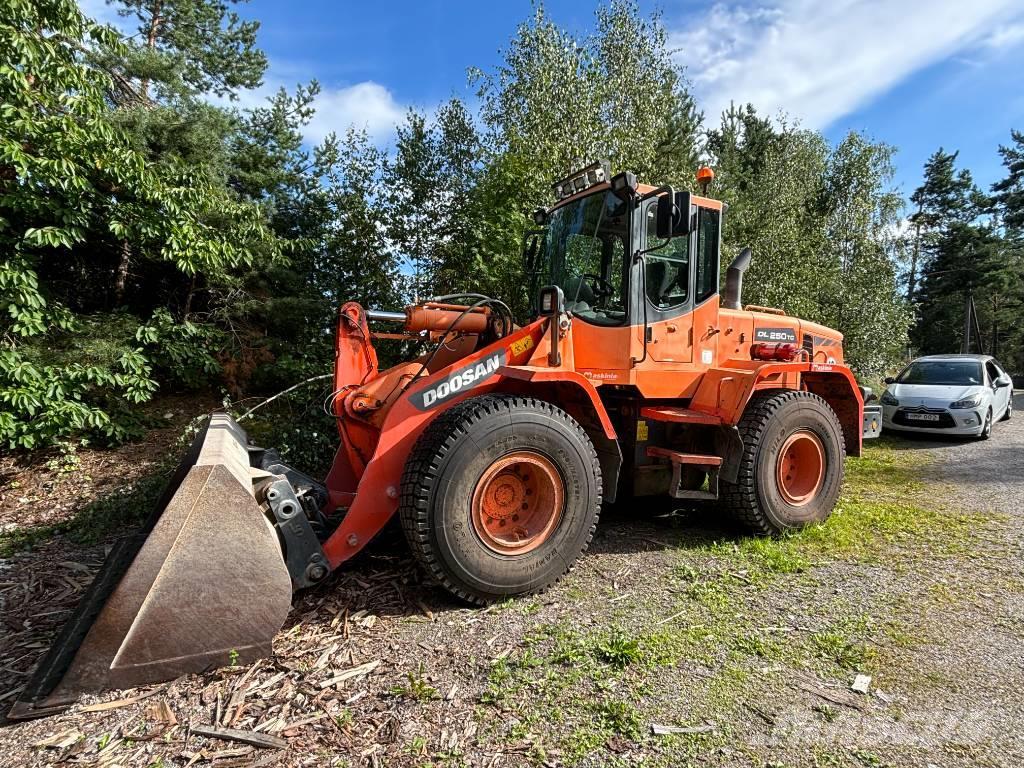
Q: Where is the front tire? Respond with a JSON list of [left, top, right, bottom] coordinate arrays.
[[977, 408, 993, 439], [399, 394, 602, 605], [722, 391, 846, 535]]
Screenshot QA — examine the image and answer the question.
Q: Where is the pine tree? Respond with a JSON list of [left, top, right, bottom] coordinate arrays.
[[910, 149, 991, 356], [988, 130, 1024, 370]]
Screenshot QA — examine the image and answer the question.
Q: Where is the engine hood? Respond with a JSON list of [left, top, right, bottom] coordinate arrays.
[[888, 383, 982, 404]]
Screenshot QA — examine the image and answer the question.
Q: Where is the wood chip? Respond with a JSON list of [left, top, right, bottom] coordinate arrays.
[[145, 700, 177, 725], [79, 687, 165, 713], [318, 660, 380, 688], [416, 600, 434, 620], [190, 724, 288, 750], [33, 728, 83, 749], [651, 723, 715, 736], [796, 680, 865, 710], [851, 674, 872, 694]]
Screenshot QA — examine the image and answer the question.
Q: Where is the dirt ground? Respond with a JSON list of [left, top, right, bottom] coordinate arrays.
[[0, 392, 1021, 767]]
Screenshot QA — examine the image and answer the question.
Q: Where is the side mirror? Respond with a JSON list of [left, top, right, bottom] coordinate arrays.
[[995, 374, 1012, 388], [883, 376, 895, 385], [655, 190, 692, 239]]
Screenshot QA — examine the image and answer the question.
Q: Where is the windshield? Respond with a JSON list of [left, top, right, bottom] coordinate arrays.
[[538, 191, 629, 326], [897, 360, 983, 386]]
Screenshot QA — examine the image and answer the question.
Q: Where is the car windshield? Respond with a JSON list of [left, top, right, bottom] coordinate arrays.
[[897, 360, 983, 386], [537, 190, 629, 326]]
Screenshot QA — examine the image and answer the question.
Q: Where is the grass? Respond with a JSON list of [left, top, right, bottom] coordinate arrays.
[[475, 440, 991, 765], [391, 664, 440, 702]]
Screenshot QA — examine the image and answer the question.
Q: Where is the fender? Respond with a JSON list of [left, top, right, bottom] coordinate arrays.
[[495, 366, 621, 501], [322, 322, 548, 568], [688, 361, 865, 456]]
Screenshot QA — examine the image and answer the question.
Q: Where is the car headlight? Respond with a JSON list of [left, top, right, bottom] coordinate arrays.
[[949, 394, 983, 409], [880, 391, 899, 406]]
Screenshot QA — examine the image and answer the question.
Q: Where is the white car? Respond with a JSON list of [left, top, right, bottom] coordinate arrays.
[[880, 354, 1013, 439]]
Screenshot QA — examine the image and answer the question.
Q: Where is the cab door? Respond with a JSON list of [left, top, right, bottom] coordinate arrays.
[[641, 202, 694, 363]]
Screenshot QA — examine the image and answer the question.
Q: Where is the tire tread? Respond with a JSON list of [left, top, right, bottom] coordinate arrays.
[[398, 394, 601, 605], [721, 389, 845, 535]]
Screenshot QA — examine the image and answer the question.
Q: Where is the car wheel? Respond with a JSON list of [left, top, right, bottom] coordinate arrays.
[[1000, 397, 1012, 421], [977, 408, 993, 440]]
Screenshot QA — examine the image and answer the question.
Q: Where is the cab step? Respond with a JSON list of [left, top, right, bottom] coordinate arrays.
[[645, 447, 721, 500], [640, 406, 721, 426]]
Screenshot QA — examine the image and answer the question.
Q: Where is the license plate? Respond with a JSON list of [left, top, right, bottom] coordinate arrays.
[[906, 413, 940, 422]]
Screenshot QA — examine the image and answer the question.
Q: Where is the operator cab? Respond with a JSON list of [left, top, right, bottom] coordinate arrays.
[[527, 161, 723, 332]]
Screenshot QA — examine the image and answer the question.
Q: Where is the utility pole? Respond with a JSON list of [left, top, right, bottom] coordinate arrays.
[[961, 291, 973, 354]]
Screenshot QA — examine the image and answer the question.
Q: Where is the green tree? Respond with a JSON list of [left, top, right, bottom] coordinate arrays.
[[910, 150, 992, 357], [905, 149, 977, 304], [0, 0, 273, 448], [706, 108, 910, 376], [987, 130, 1024, 370]]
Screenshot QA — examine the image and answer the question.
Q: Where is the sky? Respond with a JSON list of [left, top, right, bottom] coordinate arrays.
[[79, 0, 1024, 200]]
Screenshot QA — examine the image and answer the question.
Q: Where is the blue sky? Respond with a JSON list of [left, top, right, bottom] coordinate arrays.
[[81, 0, 1024, 200]]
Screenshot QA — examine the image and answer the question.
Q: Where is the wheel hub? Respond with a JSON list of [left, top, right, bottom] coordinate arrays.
[[471, 451, 564, 554], [776, 430, 825, 507]]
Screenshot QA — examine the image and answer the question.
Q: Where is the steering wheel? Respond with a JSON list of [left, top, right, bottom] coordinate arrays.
[[581, 273, 615, 299]]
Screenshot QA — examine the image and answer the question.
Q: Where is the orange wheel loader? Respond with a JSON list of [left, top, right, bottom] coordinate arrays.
[[10, 162, 883, 719]]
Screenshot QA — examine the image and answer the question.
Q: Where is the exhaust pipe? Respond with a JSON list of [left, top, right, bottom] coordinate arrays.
[[722, 247, 752, 310]]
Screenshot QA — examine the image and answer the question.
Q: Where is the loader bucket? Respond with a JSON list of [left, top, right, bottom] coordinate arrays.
[[8, 414, 292, 720]]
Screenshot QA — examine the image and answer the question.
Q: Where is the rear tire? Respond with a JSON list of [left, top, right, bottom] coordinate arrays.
[[721, 390, 845, 535], [399, 394, 602, 605], [1001, 398, 1012, 421]]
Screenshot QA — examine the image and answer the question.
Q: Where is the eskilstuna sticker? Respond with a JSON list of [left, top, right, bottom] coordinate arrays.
[[509, 335, 534, 358], [414, 350, 507, 410]]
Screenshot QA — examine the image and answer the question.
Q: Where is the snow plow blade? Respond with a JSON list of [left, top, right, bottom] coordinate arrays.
[[8, 414, 292, 720]]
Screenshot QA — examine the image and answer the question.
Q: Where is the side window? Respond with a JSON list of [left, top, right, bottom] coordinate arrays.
[[644, 208, 690, 309], [695, 208, 720, 303], [985, 361, 1000, 385]]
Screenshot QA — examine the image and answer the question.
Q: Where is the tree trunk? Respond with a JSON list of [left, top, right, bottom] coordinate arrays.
[[115, 239, 131, 306], [907, 214, 922, 303], [140, 1, 164, 100]]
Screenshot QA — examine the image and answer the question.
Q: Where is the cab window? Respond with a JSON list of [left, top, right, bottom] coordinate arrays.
[[695, 208, 720, 303], [644, 208, 690, 309]]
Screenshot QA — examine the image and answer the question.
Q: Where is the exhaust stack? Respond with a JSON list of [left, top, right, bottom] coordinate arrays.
[[722, 247, 752, 310]]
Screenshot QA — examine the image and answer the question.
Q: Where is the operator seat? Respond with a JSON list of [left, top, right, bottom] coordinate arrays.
[[563, 275, 595, 314], [646, 261, 676, 307]]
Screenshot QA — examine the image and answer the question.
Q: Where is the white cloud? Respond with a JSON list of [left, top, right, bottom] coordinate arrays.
[[217, 78, 410, 145], [671, 0, 1024, 130], [305, 82, 408, 144], [983, 22, 1024, 50]]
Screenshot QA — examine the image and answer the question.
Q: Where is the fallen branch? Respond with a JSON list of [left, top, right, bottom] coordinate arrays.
[[189, 724, 287, 750]]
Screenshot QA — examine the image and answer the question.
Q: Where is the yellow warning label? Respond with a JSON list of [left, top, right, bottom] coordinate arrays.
[[509, 335, 534, 357], [636, 420, 648, 442]]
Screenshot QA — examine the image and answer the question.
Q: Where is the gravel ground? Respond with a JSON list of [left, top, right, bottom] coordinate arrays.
[[0, 392, 1021, 767]]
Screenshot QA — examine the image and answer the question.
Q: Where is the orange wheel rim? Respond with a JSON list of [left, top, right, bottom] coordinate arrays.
[[471, 451, 564, 555], [776, 430, 825, 506]]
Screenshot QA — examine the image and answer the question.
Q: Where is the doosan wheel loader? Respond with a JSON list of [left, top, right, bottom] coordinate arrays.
[[10, 162, 882, 719]]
